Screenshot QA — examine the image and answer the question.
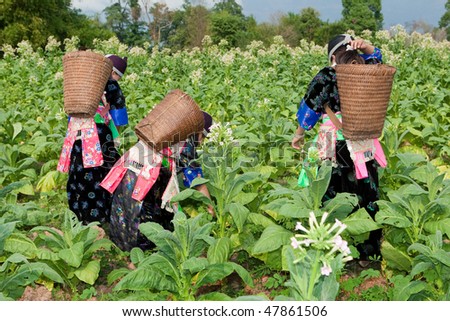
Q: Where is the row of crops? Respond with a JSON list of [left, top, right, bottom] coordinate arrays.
[[0, 26, 449, 301]]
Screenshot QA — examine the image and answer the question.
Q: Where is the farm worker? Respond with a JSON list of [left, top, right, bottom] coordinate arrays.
[[291, 35, 387, 265], [57, 53, 128, 224], [104, 54, 129, 130], [100, 111, 214, 252]]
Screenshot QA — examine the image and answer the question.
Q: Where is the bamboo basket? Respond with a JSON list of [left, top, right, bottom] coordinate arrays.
[[335, 64, 396, 140], [135, 89, 205, 151], [63, 51, 113, 118]]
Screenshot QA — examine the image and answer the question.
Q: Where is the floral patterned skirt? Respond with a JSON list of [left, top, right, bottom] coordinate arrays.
[[109, 167, 174, 252], [67, 123, 120, 224]]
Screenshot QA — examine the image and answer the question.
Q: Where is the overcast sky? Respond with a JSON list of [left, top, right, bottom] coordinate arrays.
[[72, 0, 447, 29]]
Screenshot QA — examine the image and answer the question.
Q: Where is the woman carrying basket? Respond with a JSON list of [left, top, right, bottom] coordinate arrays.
[[291, 35, 387, 264], [57, 54, 128, 224], [100, 111, 214, 252]]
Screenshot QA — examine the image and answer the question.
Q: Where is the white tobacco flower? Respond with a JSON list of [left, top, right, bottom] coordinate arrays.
[[45, 36, 61, 52], [36, 58, 45, 67], [202, 35, 212, 47], [219, 39, 229, 47], [64, 36, 80, 52], [308, 211, 319, 229], [320, 263, 332, 276], [221, 52, 234, 66], [333, 235, 351, 255], [54, 71, 64, 80], [375, 30, 391, 42], [295, 221, 309, 233], [2, 44, 16, 58], [129, 46, 147, 56], [273, 35, 284, 45], [16, 40, 34, 56], [300, 239, 313, 247], [125, 72, 139, 84], [291, 237, 300, 249], [320, 212, 329, 225], [190, 69, 203, 84]]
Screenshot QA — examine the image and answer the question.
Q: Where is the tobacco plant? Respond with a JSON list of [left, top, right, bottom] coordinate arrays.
[[110, 211, 253, 300], [376, 163, 450, 271], [27, 211, 113, 292], [0, 219, 63, 300], [251, 163, 379, 269]]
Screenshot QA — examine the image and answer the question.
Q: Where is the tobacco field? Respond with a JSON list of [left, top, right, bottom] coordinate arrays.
[[0, 27, 449, 301]]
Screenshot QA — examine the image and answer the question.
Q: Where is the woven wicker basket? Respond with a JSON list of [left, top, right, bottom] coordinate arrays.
[[335, 64, 396, 140], [135, 89, 205, 151], [63, 51, 113, 118]]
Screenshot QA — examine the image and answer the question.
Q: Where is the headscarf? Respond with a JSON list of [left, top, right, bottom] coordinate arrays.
[[105, 54, 128, 77], [327, 34, 354, 62], [202, 111, 213, 136]]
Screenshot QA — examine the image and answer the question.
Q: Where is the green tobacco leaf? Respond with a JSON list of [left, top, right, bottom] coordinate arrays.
[[424, 219, 450, 239], [396, 153, 427, 167], [143, 253, 179, 282], [381, 241, 412, 271], [36, 170, 60, 192], [252, 225, 293, 255], [84, 238, 113, 256], [247, 212, 276, 228], [114, 267, 177, 292], [278, 203, 312, 219], [74, 261, 100, 285], [2, 264, 41, 299], [227, 203, 250, 232], [4, 233, 37, 258], [410, 262, 434, 278], [36, 248, 59, 262], [182, 257, 209, 274], [310, 164, 332, 209], [171, 188, 212, 205], [207, 237, 231, 264], [190, 177, 209, 187], [407, 243, 433, 256], [226, 172, 260, 201], [194, 263, 234, 289], [390, 275, 428, 301], [139, 221, 180, 254], [16, 181, 35, 196], [58, 242, 84, 268], [0, 221, 17, 254], [375, 201, 412, 228], [31, 262, 64, 284], [431, 249, 450, 267], [232, 192, 258, 205], [12, 122, 23, 140], [130, 247, 145, 266], [343, 208, 379, 235], [323, 193, 358, 220], [107, 268, 130, 286], [0, 182, 28, 198], [228, 262, 254, 287], [0, 253, 28, 273]]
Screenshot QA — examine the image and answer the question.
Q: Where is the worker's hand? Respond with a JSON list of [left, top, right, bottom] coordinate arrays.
[[291, 135, 304, 150]]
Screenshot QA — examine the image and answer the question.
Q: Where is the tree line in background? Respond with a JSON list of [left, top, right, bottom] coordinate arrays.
[[1, 0, 449, 51]]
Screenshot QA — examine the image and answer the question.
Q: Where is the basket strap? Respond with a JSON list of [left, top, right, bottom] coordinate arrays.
[[324, 104, 342, 130]]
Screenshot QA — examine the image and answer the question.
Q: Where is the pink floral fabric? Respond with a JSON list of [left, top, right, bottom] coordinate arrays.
[[57, 118, 103, 172], [100, 141, 183, 203], [57, 98, 113, 173], [347, 138, 387, 179]]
